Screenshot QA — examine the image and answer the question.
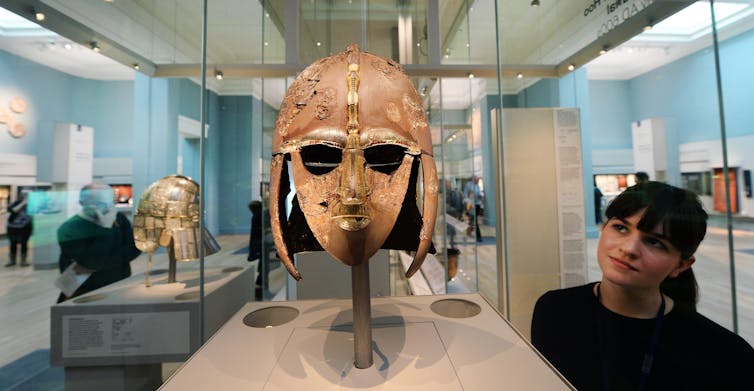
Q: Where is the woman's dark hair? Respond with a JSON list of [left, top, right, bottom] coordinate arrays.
[[604, 181, 708, 309]]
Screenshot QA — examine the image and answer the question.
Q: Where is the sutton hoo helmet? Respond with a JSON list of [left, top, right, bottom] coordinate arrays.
[[270, 44, 438, 281], [133, 174, 220, 260]]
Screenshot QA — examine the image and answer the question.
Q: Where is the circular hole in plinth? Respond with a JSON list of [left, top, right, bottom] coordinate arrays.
[[243, 306, 299, 328], [150, 269, 168, 275], [73, 293, 107, 304], [174, 291, 201, 301], [430, 298, 482, 318], [222, 266, 243, 273]]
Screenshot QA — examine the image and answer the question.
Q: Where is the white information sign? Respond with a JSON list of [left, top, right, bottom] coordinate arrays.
[[553, 109, 588, 288], [62, 311, 190, 358]]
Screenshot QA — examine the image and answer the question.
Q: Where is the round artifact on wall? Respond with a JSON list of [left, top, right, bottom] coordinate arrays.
[[8, 122, 26, 138], [9, 96, 27, 114]]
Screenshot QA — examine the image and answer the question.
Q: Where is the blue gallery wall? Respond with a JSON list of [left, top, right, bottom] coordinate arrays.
[[516, 78, 560, 108], [589, 80, 633, 150], [1, 48, 261, 235], [217, 95, 255, 234], [590, 27, 754, 150], [0, 50, 133, 160], [0, 51, 70, 156], [216, 94, 275, 235], [69, 78, 134, 157]]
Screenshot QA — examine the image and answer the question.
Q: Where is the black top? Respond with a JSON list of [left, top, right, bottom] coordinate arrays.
[[57, 213, 141, 298], [6, 199, 33, 236], [531, 283, 754, 390]]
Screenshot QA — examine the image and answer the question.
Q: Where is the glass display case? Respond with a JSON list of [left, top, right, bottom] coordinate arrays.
[[1, 0, 753, 389]]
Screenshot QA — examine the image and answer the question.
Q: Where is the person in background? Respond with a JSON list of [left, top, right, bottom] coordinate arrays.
[[635, 171, 650, 184], [247, 200, 263, 263], [464, 176, 483, 242], [56, 183, 141, 302], [5, 192, 33, 267], [531, 181, 754, 389], [248, 200, 273, 300], [594, 180, 604, 225]]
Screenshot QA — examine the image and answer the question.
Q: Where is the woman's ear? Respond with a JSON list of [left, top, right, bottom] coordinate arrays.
[[669, 256, 695, 278]]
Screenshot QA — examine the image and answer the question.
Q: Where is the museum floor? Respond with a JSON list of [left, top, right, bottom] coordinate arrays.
[[1, 219, 754, 387]]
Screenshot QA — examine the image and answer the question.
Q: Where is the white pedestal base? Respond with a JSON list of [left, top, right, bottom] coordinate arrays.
[[160, 293, 571, 390]]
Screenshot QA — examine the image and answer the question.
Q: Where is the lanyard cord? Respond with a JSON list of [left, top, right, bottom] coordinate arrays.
[[595, 283, 665, 391]]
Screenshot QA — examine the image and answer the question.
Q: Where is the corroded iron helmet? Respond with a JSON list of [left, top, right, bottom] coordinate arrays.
[[270, 44, 438, 281], [133, 174, 220, 260]]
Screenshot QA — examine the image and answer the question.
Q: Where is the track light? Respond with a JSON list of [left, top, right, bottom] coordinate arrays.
[[531, 0, 540, 7], [34, 10, 45, 22], [215, 70, 224, 80], [467, 73, 475, 79], [132, 63, 140, 70], [643, 20, 654, 31], [89, 42, 100, 52], [599, 45, 609, 55], [567, 64, 575, 71], [516, 72, 523, 79]]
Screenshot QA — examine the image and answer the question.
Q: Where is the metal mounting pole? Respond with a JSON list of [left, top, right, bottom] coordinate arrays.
[[168, 246, 177, 283], [351, 262, 373, 369]]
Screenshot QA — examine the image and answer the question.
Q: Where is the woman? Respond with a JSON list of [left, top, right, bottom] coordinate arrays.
[[531, 181, 754, 390]]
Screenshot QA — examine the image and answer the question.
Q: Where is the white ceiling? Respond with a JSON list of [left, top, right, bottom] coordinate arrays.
[[1, 1, 753, 107]]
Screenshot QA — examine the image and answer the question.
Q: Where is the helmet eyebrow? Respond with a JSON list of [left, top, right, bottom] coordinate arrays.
[[360, 128, 419, 155], [275, 128, 347, 154]]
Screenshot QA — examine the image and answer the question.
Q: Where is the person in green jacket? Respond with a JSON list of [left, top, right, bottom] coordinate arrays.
[[56, 183, 141, 302]]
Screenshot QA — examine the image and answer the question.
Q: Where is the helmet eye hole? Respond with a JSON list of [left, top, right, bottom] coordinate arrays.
[[365, 145, 406, 174], [300, 144, 343, 175]]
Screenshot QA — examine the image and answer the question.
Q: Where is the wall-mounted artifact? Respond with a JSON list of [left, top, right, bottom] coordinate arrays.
[[270, 44, 438, 281], [133, 174, 220, 286], [9, 97, 27, 114], [8, 122, 26, 138], [2, 98, 28, 138]]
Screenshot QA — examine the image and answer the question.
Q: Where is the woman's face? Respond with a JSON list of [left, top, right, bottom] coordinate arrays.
[[597, 210, 694, 291]]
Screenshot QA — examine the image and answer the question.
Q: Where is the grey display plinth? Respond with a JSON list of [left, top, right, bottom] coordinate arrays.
[[50, 265, 253, 391], [160, 293, 572, 390]]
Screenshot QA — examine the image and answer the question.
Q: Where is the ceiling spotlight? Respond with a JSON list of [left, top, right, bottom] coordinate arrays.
[[34, 11, 45, 22], [516, 72, 523, 79], [567, 64, 575, 71], [531, 0, 540, 7], [264, 41, 269, 46], [599, 45, 609, 55], [643, 20, 654, 31], [215, 70, 224, 80], [64, 43, 72, 50], [468, 73, 475, 79], [132, 63, 140, 70], [316, 41, 322, 47], [89, 42, 100, 52]]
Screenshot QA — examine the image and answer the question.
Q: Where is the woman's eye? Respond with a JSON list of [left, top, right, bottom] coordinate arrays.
[[611, 223, 628, 233], [364, 145, 407, 174], [644, 237, 667, 250], [300, 144, 342, 175]]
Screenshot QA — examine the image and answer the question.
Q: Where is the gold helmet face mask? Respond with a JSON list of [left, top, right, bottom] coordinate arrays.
[[271, 45, 438, 281]]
